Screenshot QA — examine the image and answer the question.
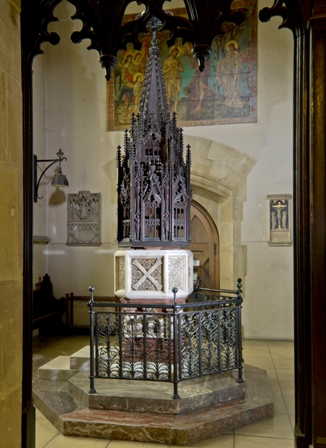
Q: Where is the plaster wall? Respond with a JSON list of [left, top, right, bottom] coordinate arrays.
[[0, 1, 23, 445], [33, 0, 294, 339]]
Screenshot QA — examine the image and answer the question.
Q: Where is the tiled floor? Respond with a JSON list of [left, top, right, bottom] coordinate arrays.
[[33, 336, 295, 448]]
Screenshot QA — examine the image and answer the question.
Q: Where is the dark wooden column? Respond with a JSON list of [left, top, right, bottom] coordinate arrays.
[[307, 4, 326, 447], [259, 2, 326, 446], [293, 24, 312, 448], [293, 4, 326, 447], [21, 34, 35, 448]]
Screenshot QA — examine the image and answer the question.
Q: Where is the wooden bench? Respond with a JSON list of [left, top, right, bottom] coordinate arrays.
[[33, 274, 66, 335], [65, 292, 116, 333]]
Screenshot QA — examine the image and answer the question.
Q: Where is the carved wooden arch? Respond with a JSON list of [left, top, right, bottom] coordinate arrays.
[[22, 0, 246, 79]]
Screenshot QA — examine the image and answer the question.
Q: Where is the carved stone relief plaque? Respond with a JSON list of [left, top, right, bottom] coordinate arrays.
[[114, 249, 193, 300], [168, 257, 185, 290], [131, 257, 163, 292], [268, 195, 292, 246], [117, 256, 126, 290], [67, 191, 101, 246]]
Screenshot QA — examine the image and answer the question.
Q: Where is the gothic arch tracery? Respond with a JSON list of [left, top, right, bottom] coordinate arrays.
[[22, 0, 248, 78]]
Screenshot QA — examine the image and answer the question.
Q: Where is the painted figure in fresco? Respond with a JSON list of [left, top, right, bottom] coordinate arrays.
[[184, 57, 214, 111], [114, 35, 149, 125], [155, 30, 170, 57], [117, 72, 144, 124], [133, 73, 144, 105], [133, 51, 146, 74], [271, 211, 277, 230], [170, 37, 186, 56], [282, 211, 288, 229], [132, 35, 149, 72], [115, 43, 137, 95], [216, 40, 244, 108], [162, 48, 184, 113], [108, 3, 256, 131], [116, 53, 136, 108]]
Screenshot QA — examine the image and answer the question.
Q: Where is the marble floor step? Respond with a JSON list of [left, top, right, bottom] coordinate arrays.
[[33, 364, 274, 445], [38, 345, 94, 379], [68, 369, 246, 414], [38, 356, 79, 380], [69, 346, 92, 371]]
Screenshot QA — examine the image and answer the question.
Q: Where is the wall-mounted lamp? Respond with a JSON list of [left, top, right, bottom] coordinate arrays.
[[34, 148, 69, 202]]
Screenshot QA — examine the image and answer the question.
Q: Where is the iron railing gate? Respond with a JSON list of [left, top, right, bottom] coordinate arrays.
[[88, 280, 243, 398]]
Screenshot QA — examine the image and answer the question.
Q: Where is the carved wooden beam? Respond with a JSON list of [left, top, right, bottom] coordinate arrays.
[[22, 0, 246, 78], [258, 0, 315, 36], [185, 0, 245, 71], [21, 0, 62, 65]]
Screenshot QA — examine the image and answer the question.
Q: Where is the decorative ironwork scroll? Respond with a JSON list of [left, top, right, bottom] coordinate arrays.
[[88, 280, 244, 398], [96, 311, 171, 381], [95, 304, 240, 382]]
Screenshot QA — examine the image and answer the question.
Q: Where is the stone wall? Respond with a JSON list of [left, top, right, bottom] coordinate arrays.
[[0, 0, 23, 445]]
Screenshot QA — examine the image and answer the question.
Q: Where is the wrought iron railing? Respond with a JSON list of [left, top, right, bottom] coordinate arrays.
[[88, 279, 243, 398]]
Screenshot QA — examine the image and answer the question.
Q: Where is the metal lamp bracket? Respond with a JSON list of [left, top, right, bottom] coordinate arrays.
[[34, 149, 67, 202]]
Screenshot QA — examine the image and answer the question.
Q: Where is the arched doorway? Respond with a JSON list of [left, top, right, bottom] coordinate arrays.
[[190, 201, 219, 289]]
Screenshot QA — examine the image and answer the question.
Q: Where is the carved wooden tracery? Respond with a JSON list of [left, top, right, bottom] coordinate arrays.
[[22, 0, 246, 78], [116, 27, 192, 248]]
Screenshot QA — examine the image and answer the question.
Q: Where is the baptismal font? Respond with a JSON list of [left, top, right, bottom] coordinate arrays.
[[33, 18, 274, 447], [114, 18, 193, 304]]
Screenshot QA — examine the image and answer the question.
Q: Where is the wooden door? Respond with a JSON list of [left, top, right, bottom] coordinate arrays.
[[189, 201, 219, 289]]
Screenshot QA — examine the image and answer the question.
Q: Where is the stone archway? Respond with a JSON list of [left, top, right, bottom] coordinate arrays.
[[105, 134, 256, 289], [185, 135, 256, 290]]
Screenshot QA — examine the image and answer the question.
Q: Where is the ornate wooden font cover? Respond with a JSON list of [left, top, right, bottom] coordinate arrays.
[[116, 18, 192, 248]]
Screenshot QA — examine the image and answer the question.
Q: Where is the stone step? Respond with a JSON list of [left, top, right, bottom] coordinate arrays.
[[37, 347, 93, 379], [32, 364, 274, 446], [34, 347, 274, 445], [68, 369, 246, 414], [69, 346, 92, 370], [38, 356, 78, 381]]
